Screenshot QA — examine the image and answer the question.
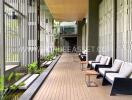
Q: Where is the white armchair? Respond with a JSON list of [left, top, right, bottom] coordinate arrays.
[[99, 59, 124, 76], [91, 56, 108, 69], [88, 55, 102, 64], [105, 62, 132, 84]]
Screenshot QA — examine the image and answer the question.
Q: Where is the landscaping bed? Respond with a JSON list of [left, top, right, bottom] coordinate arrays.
[[0, 48, 62, 100], [19, 55, 61, 100]]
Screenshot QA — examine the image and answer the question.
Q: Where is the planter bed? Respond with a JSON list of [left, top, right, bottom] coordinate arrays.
[[44, 61, 53, 67], [40, 61, 47, 67], [19, 74, 39, 90], [19, 55, 61, 100]]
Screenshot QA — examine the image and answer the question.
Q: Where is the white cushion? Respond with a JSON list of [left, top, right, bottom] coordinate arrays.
[[100, 56, 108, 64], [106, 73, 125, 84], [99, 59, 123, 76], [106, 62, 132, 84], [92, 63, 99, 68], [99, 68, 111, 75], [95, 55, 102, 62], [111, 59, 123, 71], [92, 63, 104, 68], [119, 62, 132, 77], [88, 61, 92, 64], [88, 55, 102, 64], [91, 56, 107, 68], [129, 73, 132, 78], [105, 56, 111, 65]]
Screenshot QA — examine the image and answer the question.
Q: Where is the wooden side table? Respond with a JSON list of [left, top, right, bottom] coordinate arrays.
[[84, 70, 99, 87], [80, 61, 87, 71]]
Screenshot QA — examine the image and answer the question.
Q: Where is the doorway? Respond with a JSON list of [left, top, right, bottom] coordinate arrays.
[[64, 37, 77, 53]]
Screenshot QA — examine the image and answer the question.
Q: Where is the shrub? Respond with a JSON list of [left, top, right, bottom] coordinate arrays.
[[43, 53, 54, 61], [28, 62, 38, 74]]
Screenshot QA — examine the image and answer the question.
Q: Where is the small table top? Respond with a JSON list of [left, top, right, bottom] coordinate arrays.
[[80, 61, 87, 64], [84, 70, 98, 75]]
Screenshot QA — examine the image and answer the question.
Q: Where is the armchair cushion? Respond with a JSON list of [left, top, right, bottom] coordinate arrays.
[[95, 55, 102, 62], [106, 73, 123, 84], [88, 55, 102, 64], [119, 62, 132, 77], [91, 56, 107, 69], [88, 61, 93, 64], [92, 63, 102, 68], [99, 68, 112, 75], [105, 56, 111, 65], [111, 59, 124, 71], [106, 62, 132, 84], [99, 59, 123, 75], [129, 74, 132, 78], [100, 56, 108, 64]]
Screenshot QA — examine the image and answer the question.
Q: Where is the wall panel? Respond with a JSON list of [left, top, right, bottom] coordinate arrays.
[[99, 0, 114, 57], [116, 0, 130, 61]]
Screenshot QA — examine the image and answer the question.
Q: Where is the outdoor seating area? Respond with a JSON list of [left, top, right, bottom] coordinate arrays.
[[79, 54, 132, 96], [33, 53, 132, 100]]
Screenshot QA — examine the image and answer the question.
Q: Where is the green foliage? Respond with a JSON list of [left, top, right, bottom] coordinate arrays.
[[53, 48, 61, 56], [0, 76, 4, 91], [15, 73, 21, 81], [42, 48, 61, 61], [28, 62, 38, 74], [28, 62, 46, 74], [7, 72, 21, 82], [7, 72, 14, 82], [0, 72, 25, 100], [34, 68, 46, 74], [43, 53, 54, 61]]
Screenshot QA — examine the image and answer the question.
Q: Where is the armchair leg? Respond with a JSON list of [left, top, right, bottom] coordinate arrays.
[[110, 91, 116, 96], [87, 64, 90, 68], [96, 74, 102, 79], [102, 77, 111, 86]]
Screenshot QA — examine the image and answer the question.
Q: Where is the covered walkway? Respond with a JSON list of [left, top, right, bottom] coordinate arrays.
[[33, 53, 132, 100]]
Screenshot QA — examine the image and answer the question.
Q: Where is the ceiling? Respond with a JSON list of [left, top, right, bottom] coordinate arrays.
[[44, 0, 88, 21]]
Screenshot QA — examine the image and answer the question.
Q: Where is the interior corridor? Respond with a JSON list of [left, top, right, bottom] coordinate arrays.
[[33, 53, 132, 100]]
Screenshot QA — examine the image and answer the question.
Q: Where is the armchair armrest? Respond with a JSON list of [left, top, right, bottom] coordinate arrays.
[[97, 65, 112, 68], [95, 65, 111, 72], [102, 71, 118, 86], [104, 71, 118, 78], [91, 61, 100, 63], [89, 62, 100, 69], [111, 78, 132, 95]]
